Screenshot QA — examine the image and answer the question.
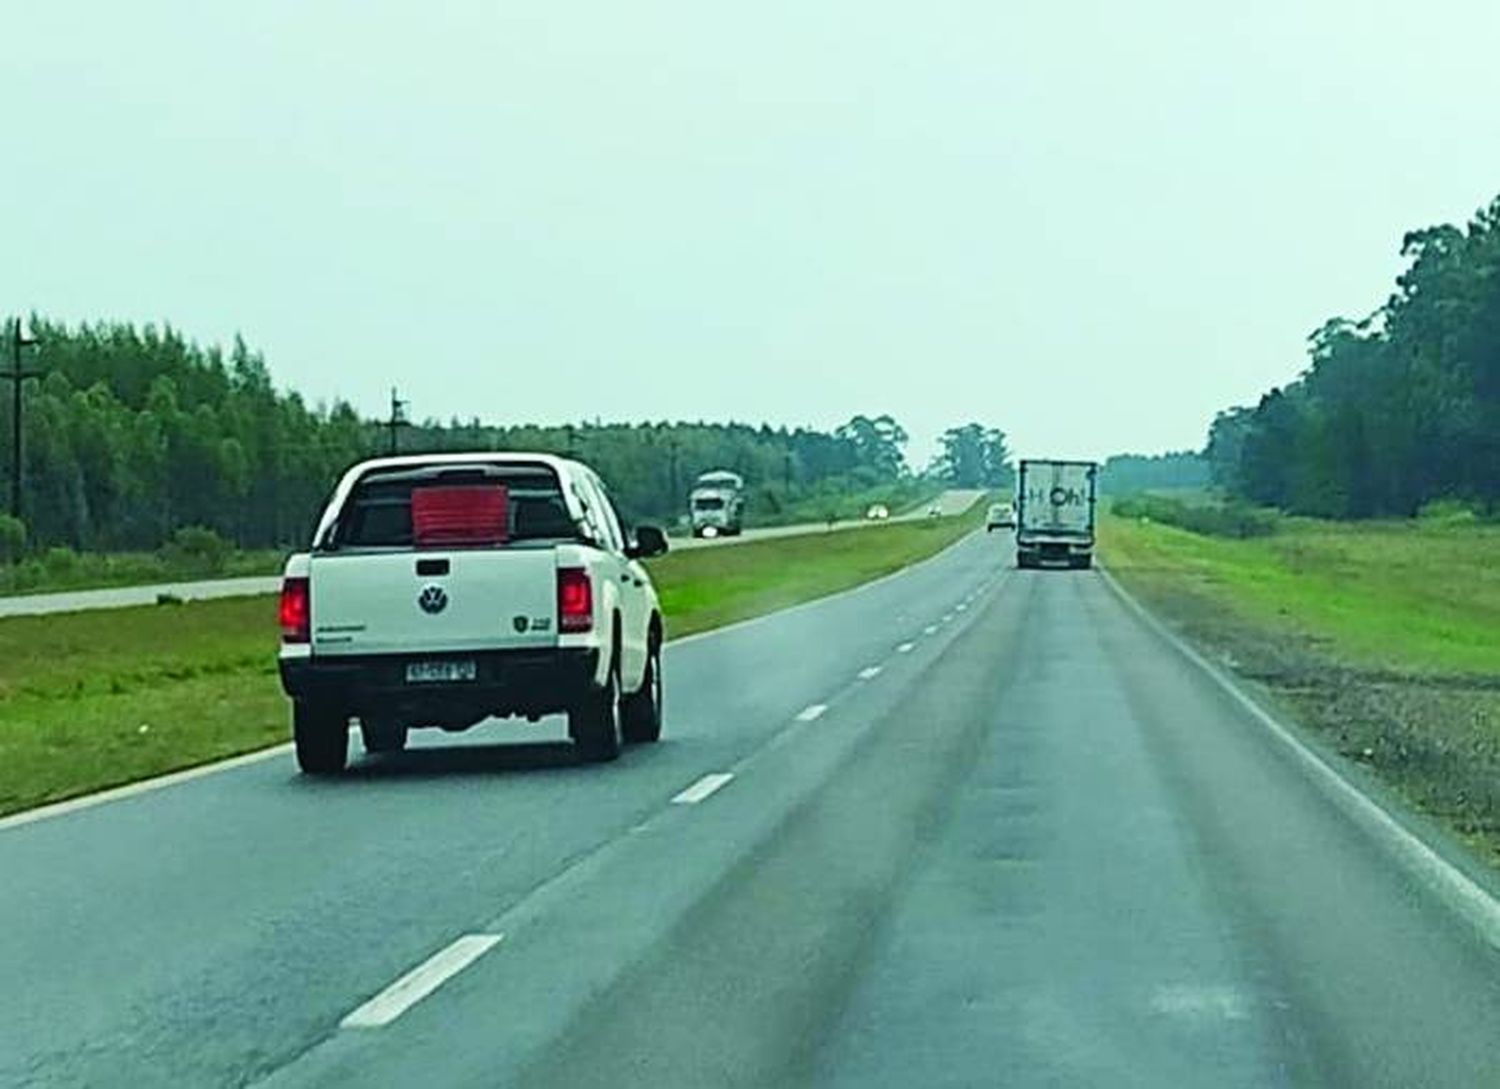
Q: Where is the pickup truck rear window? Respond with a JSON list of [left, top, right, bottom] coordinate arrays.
[[328, 465, 580, 550]]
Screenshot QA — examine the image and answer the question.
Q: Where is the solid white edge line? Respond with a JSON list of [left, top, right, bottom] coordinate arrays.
[[671, 772, 735, 805], [795, 703, 829, 722], [341, 933, 504, 1029], [857, 666, 883, 680], [896, 642, 915, 654], [1098, 567, 1500, 951], [0, 744, 294, 833]]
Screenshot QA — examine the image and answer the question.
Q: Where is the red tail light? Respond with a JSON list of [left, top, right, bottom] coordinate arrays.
[[280, 577, 310, 643], [557, 568, 593, 633]]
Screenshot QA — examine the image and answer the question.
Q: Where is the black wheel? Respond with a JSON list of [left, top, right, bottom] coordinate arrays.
[[294, 702, 349, 775], [1074, 555, 1094, 570], [570, 656, 622, 762], [622, 637, 663, 744], [360, 717, 409, 755]]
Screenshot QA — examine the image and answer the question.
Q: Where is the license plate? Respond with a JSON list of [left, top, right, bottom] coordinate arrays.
[[405, 660, 478, 684]]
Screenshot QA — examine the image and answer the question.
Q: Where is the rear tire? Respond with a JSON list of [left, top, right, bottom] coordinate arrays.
[[570, 657, 623, 762], [294, 702, 349, 775], [622, 639, 663, 744], [360, 717, 409, 755], [1074, 554, 1094, 570]]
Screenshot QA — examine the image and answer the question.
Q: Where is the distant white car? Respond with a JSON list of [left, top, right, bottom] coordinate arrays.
[[865, 503, 890, 521], [987, 502, 1016, 531]]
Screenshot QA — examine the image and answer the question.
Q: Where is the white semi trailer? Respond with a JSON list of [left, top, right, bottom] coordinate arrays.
[[1015, 459, 1098, 569]]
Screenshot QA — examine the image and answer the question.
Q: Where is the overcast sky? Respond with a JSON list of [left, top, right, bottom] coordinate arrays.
[[5, 1, 1499, 464]]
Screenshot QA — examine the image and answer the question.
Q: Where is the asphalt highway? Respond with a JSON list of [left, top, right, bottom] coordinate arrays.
[[1, 531, 1496, 1088]]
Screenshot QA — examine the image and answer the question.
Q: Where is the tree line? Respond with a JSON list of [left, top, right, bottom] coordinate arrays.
[[2, 318, 1012, 552], [1099, 451, 1208, 496], [1206, 194, 1500, 518]]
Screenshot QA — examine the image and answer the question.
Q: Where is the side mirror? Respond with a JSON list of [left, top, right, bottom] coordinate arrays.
[[627, 525, 669, 559]]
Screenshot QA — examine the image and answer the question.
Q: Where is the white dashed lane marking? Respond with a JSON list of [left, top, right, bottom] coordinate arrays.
[[342, 934, 504, 1029], [896, 642, 915, 654], [671, 773, 735, 805], [858, 666, 883, 681], [796, 703, 829, 722], [924, 625, 938, 635]]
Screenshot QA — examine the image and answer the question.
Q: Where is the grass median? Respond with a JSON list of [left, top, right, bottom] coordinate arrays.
[[1101, 512, 1500, 864], [0, 507, 983, 818]]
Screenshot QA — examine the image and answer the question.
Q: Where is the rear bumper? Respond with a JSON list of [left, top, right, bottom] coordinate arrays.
[[691, 522, 737, 537], [1017, 538, 1093, 565], [279, 647, 600, 723]]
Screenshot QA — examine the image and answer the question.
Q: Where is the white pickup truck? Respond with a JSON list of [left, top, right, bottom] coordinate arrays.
[[277, 453, 668, 774]]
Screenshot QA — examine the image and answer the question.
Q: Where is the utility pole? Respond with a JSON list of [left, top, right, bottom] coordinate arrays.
[[4, 318, 40, 522], [666, 435, 680, 505], [386, 387, 410, 455]]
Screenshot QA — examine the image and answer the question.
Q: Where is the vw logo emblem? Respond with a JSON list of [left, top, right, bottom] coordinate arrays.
[[418, 585, 449, 615]]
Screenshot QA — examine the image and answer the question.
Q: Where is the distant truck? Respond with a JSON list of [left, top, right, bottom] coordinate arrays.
[[689, 470, 745, 538], [1016, 459, 1098, 569]]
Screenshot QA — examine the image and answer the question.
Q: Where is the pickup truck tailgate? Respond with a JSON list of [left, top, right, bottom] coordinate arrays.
[[308, 550, 559, 656]]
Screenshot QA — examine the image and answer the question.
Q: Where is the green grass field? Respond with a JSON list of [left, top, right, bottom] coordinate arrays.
[[1102, 513, 1500, 861], [0, 507, 982, 818], [1102, 514, 1500, 675]]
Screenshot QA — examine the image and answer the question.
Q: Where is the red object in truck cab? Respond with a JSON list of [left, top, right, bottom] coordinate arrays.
[[411, 485, 510, 547]]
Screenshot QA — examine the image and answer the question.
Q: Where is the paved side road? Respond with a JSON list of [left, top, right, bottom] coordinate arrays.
[[0, 491, 986, 617], [0, 575, 285, 617]]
